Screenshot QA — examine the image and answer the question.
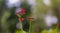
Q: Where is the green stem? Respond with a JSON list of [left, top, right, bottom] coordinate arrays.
[[29, 20, 32, 33], [20, 22, 23, 33], [18, 15, 23, 33]]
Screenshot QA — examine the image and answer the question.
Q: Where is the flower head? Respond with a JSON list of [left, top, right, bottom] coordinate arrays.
[[16, 8, 25, 14], [19, 17, 24, 22]]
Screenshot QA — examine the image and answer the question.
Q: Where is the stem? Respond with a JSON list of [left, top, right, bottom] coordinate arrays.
[[18, 18, 23, 33], [29, 20, 32, 33], [16, 14, 21, 18], [20, 22, 23, 33]]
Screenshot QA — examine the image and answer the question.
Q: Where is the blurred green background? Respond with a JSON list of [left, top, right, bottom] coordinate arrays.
[[0, 0, 60, 33]]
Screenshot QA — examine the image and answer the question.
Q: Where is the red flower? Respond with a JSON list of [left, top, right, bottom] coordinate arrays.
[[19, 17, 24, 22], [20, 8, 25, 14], [16, 8, 25, 14]]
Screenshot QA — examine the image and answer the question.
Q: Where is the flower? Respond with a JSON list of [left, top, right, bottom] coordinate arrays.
[[16, 8, 25, 14], [20, 8, 25, 14], [19, 17, 24, 22]]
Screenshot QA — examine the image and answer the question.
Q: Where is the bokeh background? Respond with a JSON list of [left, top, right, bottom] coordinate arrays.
[[0, 0, 60, 33]]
